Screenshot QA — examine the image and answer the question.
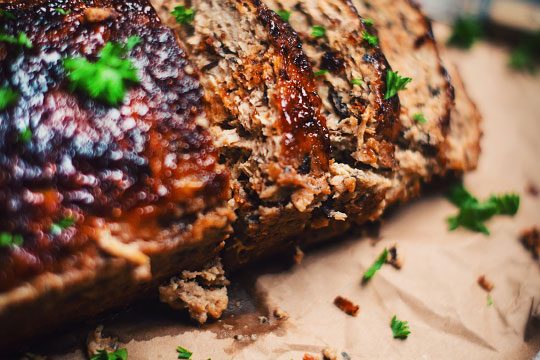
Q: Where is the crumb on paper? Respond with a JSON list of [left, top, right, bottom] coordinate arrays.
[[234, 334, 245, 341], [334, 296, 360, 316], [521, 226, 540, 258], [322, 347, 338, 360], [86, 325, 120, 358], [273, 307, 289, 320], [303, 354, 320, 360], [341, 352, 351, 360], [83, 7, 119, 23], [159, 259, 229, 324], [294, 246, 305, 265], [387, 245, 403, 269], [527, 182, 539, 197], [478, 275, 494, 292]]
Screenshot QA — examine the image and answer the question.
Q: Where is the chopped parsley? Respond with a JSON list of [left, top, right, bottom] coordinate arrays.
[[311, 25, 326, 39], [390, 315, 411, 339], [276, 9, 291, 22], [171, 5, 195, 25], [362, 18, 374, 27], [448, 16, 483, 49], [447, 184, 520, 235], [50, 216, 76, 236], [0, 232, 23, 248], [508, 31, 540, 73], [362, 31, 378, 46], [176, 346, 192, 359], [90, 349, 128, 360], [487, 294, 493, 306], [412, 112, 427, 124], [351, 78, 363, 86], [384, 70, 411, 100], [55, 7, 72, 15], [363, 248, 388, 282], [0, 9, 15, 20], [63, 36, 141, 106], [19, 126, 32, 144], [0, 86, 19, 111], [314, 69, 329, 77], [0, 32, 32, 49]]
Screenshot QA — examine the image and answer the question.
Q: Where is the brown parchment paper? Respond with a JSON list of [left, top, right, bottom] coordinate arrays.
[[54, 27, 540, 360]]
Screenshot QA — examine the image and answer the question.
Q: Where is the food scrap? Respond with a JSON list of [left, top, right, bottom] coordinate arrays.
[[87, 326, 122, 359], [527, 183, 539, 197], [176, 346, 192, 359], [294, 246, 305, 265], [363, 248, 389, 282], [322, 347, 338, 360], [520, 226, 540, 258], [387, 245, 403, 269], [390, 315, 411, 339], [334, 296, 360, 317], [477, 275, 494, 292], [303, 354, 320, 360], [273, 307, 289, 320]]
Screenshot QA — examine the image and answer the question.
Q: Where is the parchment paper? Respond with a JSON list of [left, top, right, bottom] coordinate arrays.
[[53, 27, 540, 360]]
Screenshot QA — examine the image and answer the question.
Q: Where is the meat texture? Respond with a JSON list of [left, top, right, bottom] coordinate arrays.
[[0, 0, 233, 348]]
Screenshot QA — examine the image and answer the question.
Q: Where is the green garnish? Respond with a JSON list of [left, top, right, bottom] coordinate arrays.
[[487, 294, 493, 306], [63, 36, 141, 106], [19, 126, 32, 143], [363, 248, 388, 281], [351, 78, 363, 86], [50, 216, 76, 236], [311, 25, 326, 39], [55, 7, 72, 15], [171, 5, 195, 25], [384, 70, 411, 100], [314, 69, 329, 77], [0, 232, 23, 248], [276, 9, 291, 22], [0, 9, 16, 20], [447, 184, 520, 235], [448, 16, 483, 49], [176, 346, 192, 359], [508, 31, 540, 73], [0, 86, 19, 111], [90, 349, 128, 360], [390, 315, 411, 339], [362, 31, 378, 46], [362, 18, 374, 27], [412, 112, 427, 124], [0, 32, 32, 49]]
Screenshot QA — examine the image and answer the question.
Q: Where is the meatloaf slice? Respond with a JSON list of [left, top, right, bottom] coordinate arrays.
[[0, 0, 233, 348]]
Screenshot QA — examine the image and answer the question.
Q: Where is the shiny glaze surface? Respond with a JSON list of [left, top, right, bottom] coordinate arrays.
[[0, 0, 228, 291]]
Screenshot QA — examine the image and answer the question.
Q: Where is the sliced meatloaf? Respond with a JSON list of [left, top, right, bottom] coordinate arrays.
[[0, 0, 233, 348]]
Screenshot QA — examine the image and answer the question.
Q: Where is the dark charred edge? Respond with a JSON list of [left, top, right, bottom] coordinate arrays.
[[251, 0, 331, 171], [344, 0, 401, 143]]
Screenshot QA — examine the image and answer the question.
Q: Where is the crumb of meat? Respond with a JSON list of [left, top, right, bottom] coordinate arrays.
[[527, 183, 539, 197], [273, 307, 289, 320], [258, 316, 269, 324], [294, 246, 305, 265], [521, 226, 540, 258], [86, 325, 120, 358], [322, 347, 338, 360], [334, 296, 359, 316], [83, 7, 119, 23], [387, 245, 403, 269], [159, 259, 229, 324], [303, 354, 321, 360], [477, 275, 494, 292]]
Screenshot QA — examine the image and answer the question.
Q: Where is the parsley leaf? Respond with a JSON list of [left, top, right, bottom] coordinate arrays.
[[448, 16, 483, 49], [384, 70, 411, 100], [63, 36, 141, 106], [0, 9, 16, 20], [351, 78, 363, 86], [177, 346, 192, 359], [390, 315, 411, 339], [311, 25, 326, 39], [0, 86, 19, 111], [487, 294, 493, 306], [50, 216, 76, 236], [362, 18, 374, 27], [362, 31, 378, 46], [55, 7, 72, 15], [0, 232, 23, 248], [277, 9, 291, 22], [171, 6, 195, 24], [314, 69, 328, 77], [0, 32, 32, 49], [90, 349, 128, 360], [412, 112, 427, 124], [19, 126, 32, 144], [363, 248, 388, 281], [447, 184, 520, 235]]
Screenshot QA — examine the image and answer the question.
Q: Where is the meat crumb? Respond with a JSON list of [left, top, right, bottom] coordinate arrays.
[[273, 307, 289, 320], [527, 183, 539, 197], [303, 354, 320, 360], [521, 226, 540, 258], [83, 7, 119, 23], [294, 246, 305, 265], [86, 325, 120, 358], [159, 259, 229, 324], [258, 316, 269, 324], [322, 347, 338, 360], [334, 296, 360, 316], [387, 245, 403, 269], [478, 275, 494, 292]]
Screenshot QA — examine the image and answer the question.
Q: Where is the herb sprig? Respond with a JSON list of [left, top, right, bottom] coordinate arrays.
[[385, 70, 411, 100], [351, 78, 363, 86], [311, 25, 326, 39], [0, 232, 23, 248], [447, 184, 520, 235], [90, 348, 128, 360], [363, 248, 388, 282], [390, 315, 411, 339], [448, 16, 483, 49], [0, 32, 32, 49], [0, 9, 15, 20], [177, 346, 192, 359], [171, 5, 195, 25], [362, 31, 378, 46], [0, 86, 19, 111], [277, 9, 291, 22], [412, 112, 427, 124], [50, 216, 76, 236], [314, 69, 328, 77], [55, 7, 72, 15]]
